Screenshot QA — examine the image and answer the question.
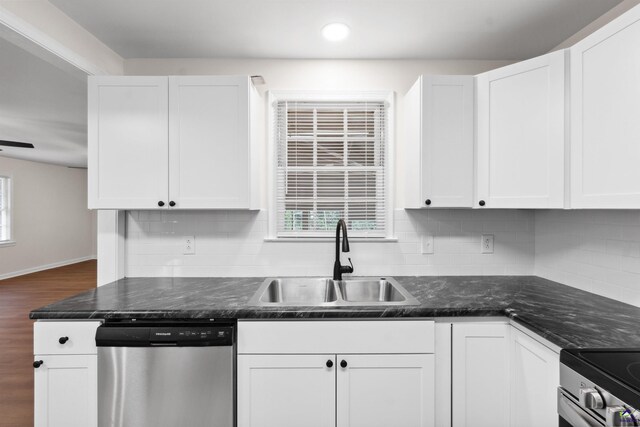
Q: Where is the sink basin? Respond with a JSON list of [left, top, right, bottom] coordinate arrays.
[[251, 278, 338, 305], [336, 278, 410, 303], [248, 277, 420, 307]]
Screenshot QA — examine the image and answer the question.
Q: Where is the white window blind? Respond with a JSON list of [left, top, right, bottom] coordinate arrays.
[[275, 100, 387, 237], [0, 176, 10, 242]]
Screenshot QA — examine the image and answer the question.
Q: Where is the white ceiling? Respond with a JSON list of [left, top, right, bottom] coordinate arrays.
[[50, 0, 622, 60], [0, 37, 87, 167]]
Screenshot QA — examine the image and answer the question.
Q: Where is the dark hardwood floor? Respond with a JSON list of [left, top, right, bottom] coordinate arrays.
[[0, 260, 97, 427]]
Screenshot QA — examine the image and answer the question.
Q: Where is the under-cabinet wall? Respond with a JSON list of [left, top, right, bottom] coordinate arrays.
[[535, 210, 640, 307], [125, 208, 534, 277]]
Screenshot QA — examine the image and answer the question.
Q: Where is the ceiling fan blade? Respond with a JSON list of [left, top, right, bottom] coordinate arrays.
[[0, 140, 35, 148]]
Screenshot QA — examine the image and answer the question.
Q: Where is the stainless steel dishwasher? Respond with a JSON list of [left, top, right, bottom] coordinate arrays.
[[96, 321, 235, 427]]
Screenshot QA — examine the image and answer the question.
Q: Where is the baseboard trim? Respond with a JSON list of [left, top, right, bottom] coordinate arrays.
[[0, 256, 95, 281]]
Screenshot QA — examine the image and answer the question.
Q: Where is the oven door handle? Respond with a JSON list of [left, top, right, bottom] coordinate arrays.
[[558, 388, 605, 427]]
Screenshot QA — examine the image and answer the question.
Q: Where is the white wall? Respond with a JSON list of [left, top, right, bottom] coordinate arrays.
[[123, 59, 537, 278], [0, 156, 95, 279], [535, 210, 640, 307], [126, 209, 534, 277]]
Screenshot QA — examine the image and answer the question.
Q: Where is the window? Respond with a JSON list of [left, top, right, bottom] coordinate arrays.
[[0, 176, 11, 243], [273, 95, 390, 238]]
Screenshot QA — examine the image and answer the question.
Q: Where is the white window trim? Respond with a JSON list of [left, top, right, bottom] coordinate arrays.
[[266, 90, 395, 240], [0, 174, 14, 247]]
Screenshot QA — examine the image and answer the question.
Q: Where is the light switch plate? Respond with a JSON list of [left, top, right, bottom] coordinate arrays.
[[183, 236, 196, 255], [422, 235, 434, 254], [481, 234, 494, 254]]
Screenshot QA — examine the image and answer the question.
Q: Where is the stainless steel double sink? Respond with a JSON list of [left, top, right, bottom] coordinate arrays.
[[248, 277, 420, 307]]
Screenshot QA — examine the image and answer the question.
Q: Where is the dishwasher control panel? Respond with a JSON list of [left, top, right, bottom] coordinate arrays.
[[96, 324, 234, 347], [150, 327, 232, 346]]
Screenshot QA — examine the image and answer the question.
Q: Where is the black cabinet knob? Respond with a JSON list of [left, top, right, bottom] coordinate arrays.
[[59, 336, 69, 345], [33, 360, 43, 368], [158, 201, 165, 207], [479, 200, 486, 207], [326, 360, 333, 368], [169, 201, 176, 207], [425, 199, 432, 206], [340, 360, 348, 368]]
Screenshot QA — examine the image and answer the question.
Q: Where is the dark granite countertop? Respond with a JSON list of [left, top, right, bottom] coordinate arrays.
[[29, 276, 640, 349]]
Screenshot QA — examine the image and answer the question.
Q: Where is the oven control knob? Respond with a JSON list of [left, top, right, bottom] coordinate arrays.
[[606, 406, 635, 426], [580, 388, 604, 409]]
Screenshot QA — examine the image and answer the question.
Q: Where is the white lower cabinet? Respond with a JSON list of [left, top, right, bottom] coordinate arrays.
[[450, 322, 559, 427], [33, 321, 100, 427], [452, 322, 511, 427], [237, 354, 336, 427], [510, 327, 560, 427], [336, 354, 434, 427], [238, 353, 434, 427], [34, 354, 98, 427], [237, 320, 436, 427]]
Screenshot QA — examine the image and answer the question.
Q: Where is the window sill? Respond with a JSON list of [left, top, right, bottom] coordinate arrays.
[[0, 240, 16, 248], [264, 237, 398, 243]]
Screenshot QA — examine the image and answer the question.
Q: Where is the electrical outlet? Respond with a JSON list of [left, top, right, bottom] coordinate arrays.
[[481, 234, 494, 254], [422, 235, 434, 254], [183, 236, 196, 255]]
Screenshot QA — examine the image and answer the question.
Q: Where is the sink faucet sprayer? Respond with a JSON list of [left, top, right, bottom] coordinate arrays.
[[333, 219, 354, 280]]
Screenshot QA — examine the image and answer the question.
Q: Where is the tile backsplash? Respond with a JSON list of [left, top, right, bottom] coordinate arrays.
[[126, 209, 535, 277], [535, 210, 640, 307]]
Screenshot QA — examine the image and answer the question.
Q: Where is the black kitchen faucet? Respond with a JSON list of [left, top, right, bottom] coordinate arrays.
[[333, 219, 354, 280]]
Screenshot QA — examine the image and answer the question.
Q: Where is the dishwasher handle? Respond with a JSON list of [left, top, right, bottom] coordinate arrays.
[[96, 325, 234, 347]]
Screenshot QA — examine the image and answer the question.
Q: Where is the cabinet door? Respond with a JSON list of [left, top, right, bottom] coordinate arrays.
[[336, 354, 435, 427], [510, 327, 560, 427], [452, 323, 510, 427], [476, 51, 565, 208], [34, 355, 97, 427], [169, 76, 250, 209], [88, 76, 169, 209], [423, 76, 474, 208], [238, 354, 336, 427], [570, 5, 640, 208], [404, 76, 474, 208]]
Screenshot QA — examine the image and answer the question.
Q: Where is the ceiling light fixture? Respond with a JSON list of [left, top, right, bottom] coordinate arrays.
[[322, 23, 350, 42]]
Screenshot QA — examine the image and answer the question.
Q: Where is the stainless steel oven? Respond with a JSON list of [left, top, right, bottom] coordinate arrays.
[[558, 384, 606, 426], [96, 321, 235, 427], [559, 349, 640, 427]]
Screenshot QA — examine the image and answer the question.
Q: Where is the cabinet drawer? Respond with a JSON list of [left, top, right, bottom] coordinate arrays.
[[238, 320, 434, 354], [34, 321, 101, 355]]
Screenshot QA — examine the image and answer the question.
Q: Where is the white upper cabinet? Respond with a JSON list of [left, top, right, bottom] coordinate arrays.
[[88, 75, 262, 210], [476, 51, 566, 208], [88, 77, 169, 209], [570, 4, 640, 208], [404, 75, 475, 208], [169, 76, 260, 209]]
